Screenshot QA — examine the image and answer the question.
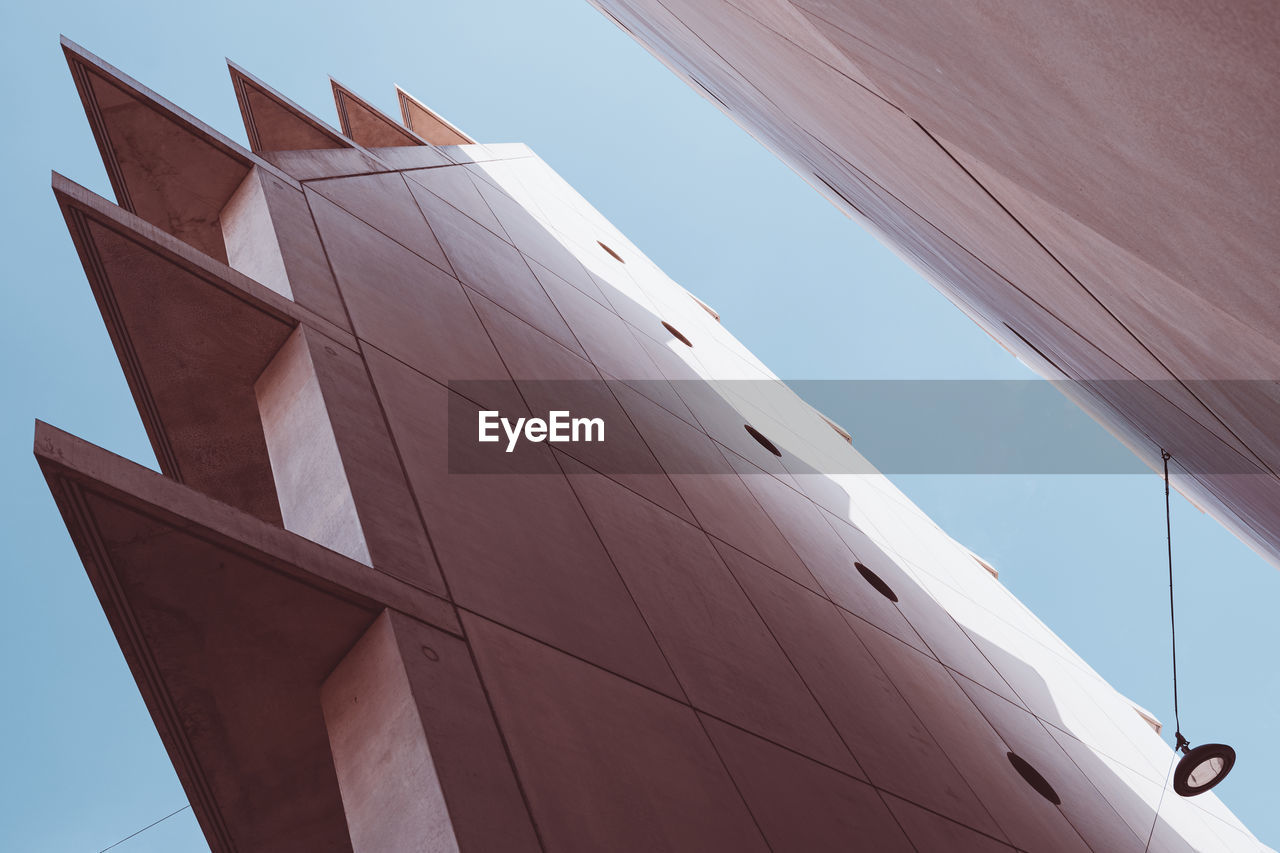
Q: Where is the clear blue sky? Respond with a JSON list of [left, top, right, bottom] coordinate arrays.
[[1, 1, 1275, 849]]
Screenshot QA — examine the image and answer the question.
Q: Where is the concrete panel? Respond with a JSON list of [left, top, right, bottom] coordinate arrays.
[[365, 347, 684, 698], [464, 613, 771, 853], [309, 171, 452, 274], [568, 469, 856, 771], [701, 715, 914, 852], [306, 190, 509, 387]]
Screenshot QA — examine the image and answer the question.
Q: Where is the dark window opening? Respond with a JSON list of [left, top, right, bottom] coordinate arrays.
[[1008, 752, 1061, 805], [662, 321, 693, 347], [856, 562, 898, 602], [744, 424, 782, 457]]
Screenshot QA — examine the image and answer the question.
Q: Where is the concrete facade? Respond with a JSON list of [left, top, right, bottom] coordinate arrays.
[[39, 39, 1270, 852], [587, 0, 1280, 570]]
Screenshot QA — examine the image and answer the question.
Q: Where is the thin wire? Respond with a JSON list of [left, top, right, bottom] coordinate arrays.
[[1142, 752, 1178, 853], [1162, 450, 1185, 747], [98, 804, 191, 852]]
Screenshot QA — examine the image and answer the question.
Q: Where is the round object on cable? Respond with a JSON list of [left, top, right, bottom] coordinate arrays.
[[1173, 743, 1236, 797]]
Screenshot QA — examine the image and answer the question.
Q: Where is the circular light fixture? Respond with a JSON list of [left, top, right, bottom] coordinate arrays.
[[661, 321, 693, 347], [855, 561, 898, 603], [1173, 741, 1236, 798], [1155, 451, 1239, 800]]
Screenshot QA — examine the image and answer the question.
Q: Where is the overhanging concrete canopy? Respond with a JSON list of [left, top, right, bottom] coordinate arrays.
[[36, 422, 459, 853], [330, 79, 426, 149], [62, 36, 298, 263], [229, 60, 354, 154], [53, 173, 353, 525]]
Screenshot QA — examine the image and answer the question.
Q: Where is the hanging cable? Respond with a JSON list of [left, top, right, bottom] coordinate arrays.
[[1160, 449, 1236, 798], [1162, 450, 1188, 753], [97, 804, 191, 852]]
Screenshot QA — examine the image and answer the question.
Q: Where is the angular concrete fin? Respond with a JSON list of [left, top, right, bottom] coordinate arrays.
[[60, 36, 296, 263], [32, 420, 423, 853], [330, 78, 425, 148], [229, 60, 353, 154], [52, 170, 302, 525], [396, 85, 474, 145]]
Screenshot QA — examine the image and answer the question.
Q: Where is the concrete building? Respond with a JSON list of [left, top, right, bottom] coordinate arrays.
[[587, 0, 1280, 569], [38, 38, 1270, 852]]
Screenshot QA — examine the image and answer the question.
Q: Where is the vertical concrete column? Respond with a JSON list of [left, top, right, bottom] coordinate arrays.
[[221, 167, 295, 299], [255, 325, 372, 564], [322, 610, 541, 853], [220, 165, 350, 326], [255, 324, 445, 594]]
